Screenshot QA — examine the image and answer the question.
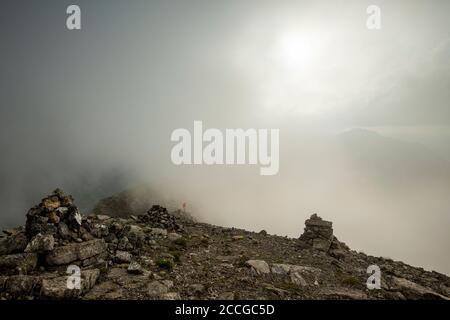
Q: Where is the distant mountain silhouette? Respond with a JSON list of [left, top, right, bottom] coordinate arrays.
[[336, 128, 450, 185]]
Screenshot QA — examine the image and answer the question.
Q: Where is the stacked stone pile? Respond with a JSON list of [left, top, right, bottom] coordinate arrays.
[[299, 214, 349, 258], [139, 205, 182, 231], [0, 190, 107, 298]]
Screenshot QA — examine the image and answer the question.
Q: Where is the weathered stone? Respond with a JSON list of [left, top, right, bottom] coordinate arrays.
[[96, 215, 111, 221], [218, 292, 235, 300], [25, 210, 57, 239], [188, 283, 206, 295], [271, 263, 321, 276], [122, 225, 144, 248], [246, 260, 270, 274], [150, 228, 167, 237], [115, 251, 132, 263], [290, 272, 307, 286], [127, 261, 144, 274], [161, 292, 181, 300], [0, 232, 28, 255], [0, 253, 38, 273], [264, 284, 290, 297], [104, 268, 148, 291], [4, 275, 40, 297], [81, 232, 95, 241], [66, 205, 82, 229], [53, 189, 74, 207], [80, 269, 101, 291], [83, 281, 123, 299], [40, 269, 100, 299], [57, 222, 71, 240], [25, 233, 55, 253], [306, 216, 332, 228], [145, 205, 181, 231], [168, 232, 182, 241], [299, 214, 334, 252], [89, 224, 109, 238], [215, 255, 240, 264], [271, 263, 320, 286], [147, 280, 173, 298], [290, 265, 322, 275], [47, 211, 60, 224], [321, 288, 368, 300], [110, 222, 124, 234], [440, 284, 450, 297], [56, 206, 68, 218], [104, 233, 117, 243], [45, 239, 107, 266], [0, 276, 6, 290], [82, 253, 107, 267], [42, 196, 61, 211], [329, 237, 348, 259], [270, 264, 291, 275], [2, 228, 22, 236], [117, 236, 133, 251], [390, 276, 449, 300], [312, 238, 331, 251]]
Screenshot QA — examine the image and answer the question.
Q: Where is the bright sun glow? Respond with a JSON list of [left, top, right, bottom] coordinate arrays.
[[233, 25, 345, 117], [274, 30, 317, 69]]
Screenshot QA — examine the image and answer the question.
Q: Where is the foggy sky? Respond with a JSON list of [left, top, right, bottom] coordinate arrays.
[[1, 0, 449, 274]]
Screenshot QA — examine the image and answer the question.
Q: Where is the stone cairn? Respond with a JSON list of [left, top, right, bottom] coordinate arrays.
[[0, 190, 108, 298], [26, 189, 80, 242], [299, 214, 348, 258], [139, 205, 182, 231]]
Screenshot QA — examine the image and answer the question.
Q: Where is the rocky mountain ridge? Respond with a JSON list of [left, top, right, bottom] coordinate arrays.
[[0, 189, 449, 300]]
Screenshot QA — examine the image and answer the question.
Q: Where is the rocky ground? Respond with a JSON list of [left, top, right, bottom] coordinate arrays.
[[0, 189, 449, 300]]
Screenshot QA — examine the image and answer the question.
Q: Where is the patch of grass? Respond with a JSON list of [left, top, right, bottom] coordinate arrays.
[[169, 250, 182, 263], [279, 282, 304, 294], [156, 259, 173, 271], [341, 275, 361, 288]]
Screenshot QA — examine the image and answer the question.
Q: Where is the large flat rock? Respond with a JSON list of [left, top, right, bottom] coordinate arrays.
[[390, 276, 449, 300], [40, 269, 100, 299], [45, 239, 107, 266]]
